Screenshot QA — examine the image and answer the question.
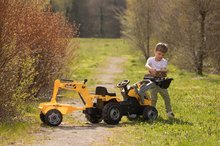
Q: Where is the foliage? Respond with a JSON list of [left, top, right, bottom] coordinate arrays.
[[120, 0, 220, 75], [50, 0, 126, 37], [0, 0, 77, 121], [158, 0, 220, 75], [119, 0, 156, 60]]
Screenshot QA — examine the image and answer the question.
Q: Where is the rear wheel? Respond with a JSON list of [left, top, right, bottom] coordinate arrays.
[[45, 109, 63, 126], [102, 102, 122, 125], [40, 112, 46, 123], [85, 114, 102, 124], [143, 106, 158, 121]]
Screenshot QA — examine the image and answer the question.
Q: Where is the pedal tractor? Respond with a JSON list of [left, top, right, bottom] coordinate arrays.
[[39, 77, 172, 126]]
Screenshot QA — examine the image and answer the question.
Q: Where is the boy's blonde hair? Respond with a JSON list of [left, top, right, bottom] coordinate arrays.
[[155, 43, 168, 53]]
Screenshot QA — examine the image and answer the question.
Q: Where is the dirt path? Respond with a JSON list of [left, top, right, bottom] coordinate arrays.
[[32, 57, 127, 146]]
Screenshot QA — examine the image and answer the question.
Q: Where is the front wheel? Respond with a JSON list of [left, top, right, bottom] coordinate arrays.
[[102, 102, 122, 125], [143, 106, 158, 121], [85, 114, 102, 124], [45, 109, 63, 126]]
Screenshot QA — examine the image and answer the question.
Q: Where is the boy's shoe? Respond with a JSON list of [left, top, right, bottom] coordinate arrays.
[[167, 112, 175, 118]]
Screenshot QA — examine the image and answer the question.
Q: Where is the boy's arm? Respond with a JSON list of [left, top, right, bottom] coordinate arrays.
[[145, 59, 156, 75], [145, 64, 156, 72]]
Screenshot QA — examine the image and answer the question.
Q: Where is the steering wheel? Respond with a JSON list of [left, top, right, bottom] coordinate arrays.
[[117, 80, 130, 88]]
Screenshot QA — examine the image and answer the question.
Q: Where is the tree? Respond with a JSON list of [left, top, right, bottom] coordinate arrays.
[[206, 1, 220, 73], [158, 0, 220, 75], [193, 0, 213, 75], [49, 0, 126, 38], [120, 0, 156, 60], [0, 0, 77, 121]]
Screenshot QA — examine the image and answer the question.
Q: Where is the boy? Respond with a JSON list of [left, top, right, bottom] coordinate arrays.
[[145, 43, 175, 118]]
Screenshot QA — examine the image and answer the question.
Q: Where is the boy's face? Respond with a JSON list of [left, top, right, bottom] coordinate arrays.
[[154, 51, 165, 61]]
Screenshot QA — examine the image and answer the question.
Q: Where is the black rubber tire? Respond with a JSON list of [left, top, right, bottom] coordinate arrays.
[[85, 114, 102, 124], [102, 102, 122, 125], [40, 112, 46, 123], [45, 109, 63, 126], [127, 114, 139, 121], [143, 106, 158, 121]]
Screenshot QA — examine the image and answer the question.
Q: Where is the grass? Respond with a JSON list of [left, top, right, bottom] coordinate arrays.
[[1, 38, 219, 146], [64, 38, 130, 98], [69, 38, 129, 80], [0, 101, 42, 145], [69, 38, 220, 145], [105, 41, 220, 146]]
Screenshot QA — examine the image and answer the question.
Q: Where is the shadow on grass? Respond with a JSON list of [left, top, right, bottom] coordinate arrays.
[[39, 122, 128, 131], [39, 116, 193, 131], [155, 116, 193, 125], [117, 116, 193, 126]]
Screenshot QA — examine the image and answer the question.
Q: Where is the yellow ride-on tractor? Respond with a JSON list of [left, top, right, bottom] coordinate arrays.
[[39, 78, 164, 126]]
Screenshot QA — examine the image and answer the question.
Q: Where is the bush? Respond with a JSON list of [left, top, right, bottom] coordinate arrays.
[[0, 0, 77, 121]]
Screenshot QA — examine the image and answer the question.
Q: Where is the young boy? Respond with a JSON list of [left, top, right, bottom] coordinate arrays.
[[145, 43, 175, 118]]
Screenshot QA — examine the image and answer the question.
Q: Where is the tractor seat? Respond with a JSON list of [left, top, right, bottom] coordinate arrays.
[[95, 86, 116, 96]]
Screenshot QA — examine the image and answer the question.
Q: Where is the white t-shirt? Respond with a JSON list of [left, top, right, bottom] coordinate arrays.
[[145, 57, 168, 71]]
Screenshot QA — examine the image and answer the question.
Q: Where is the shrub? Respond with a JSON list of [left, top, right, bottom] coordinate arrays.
[[0, 0, 77, 121]]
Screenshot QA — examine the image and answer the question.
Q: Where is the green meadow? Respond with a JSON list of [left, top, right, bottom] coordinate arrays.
[[0, 39, 219, 146], [75, 39, 220, 146]]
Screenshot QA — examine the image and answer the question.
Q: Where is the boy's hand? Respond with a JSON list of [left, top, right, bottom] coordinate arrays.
[[161, 68, 168, 72], [149, 68, 156, 75]]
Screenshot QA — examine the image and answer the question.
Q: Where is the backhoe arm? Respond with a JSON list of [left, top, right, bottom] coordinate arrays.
[[50, 79, 94, 107]]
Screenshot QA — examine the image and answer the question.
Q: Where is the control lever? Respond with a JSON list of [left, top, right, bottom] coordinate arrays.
[[84, 79, 88, 84]]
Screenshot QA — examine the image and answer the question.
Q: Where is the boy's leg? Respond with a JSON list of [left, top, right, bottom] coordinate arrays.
[[138, 81, 156, 104], [138, 85, 147, 104], [150, 87, 158, 107], [158, 89, 172, 113]]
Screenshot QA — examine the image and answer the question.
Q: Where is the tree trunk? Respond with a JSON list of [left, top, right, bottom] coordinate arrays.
[[100, 7, 104, 37], [146, 4, 150, 58], [196, 12, 206, 75], [0, 22, 2, 49], [143, 48, 149, 60]]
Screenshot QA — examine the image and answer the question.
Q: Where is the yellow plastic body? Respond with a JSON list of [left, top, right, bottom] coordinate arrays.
[[127, 82, 152, 106], [39, 79, 121, 115]]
